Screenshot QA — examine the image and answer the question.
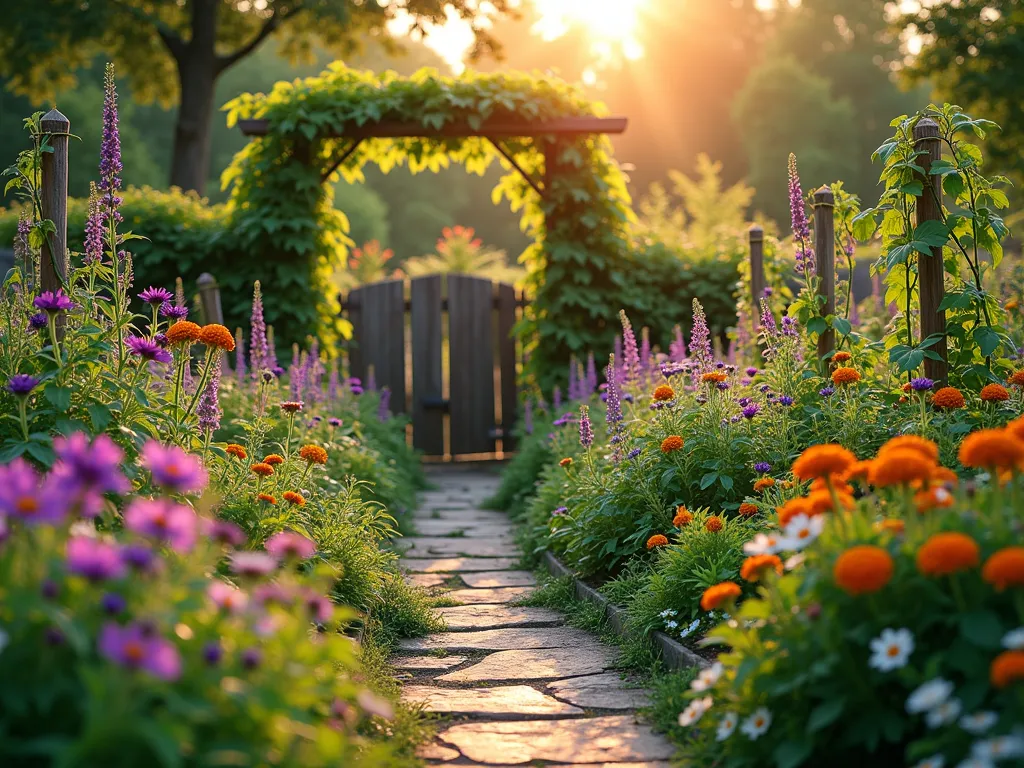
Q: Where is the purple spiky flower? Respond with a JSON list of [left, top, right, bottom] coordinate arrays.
[[689, 299, 712, 373], [84, 184, 104, 265], [34, 290, 74, 314], [578, 405, 593, 448], [197, 358, 222, 434], [788, 153, 814, 276], [669, 325, 686, 362], [605, 357, 622, 426], [377, 386, 391, 422], [249, 281, 269, 379], [139, 286, 173, 306], [6, 374, 39, 396], [99, 64, 123, 224], [619, 310, 640, 385]]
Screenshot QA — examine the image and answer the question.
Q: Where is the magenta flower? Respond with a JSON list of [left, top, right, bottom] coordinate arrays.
[[120, 543, 158, 573], [303, 590, 334, 624], [6, 374, 40, 396], [0, 459, 68, 525], [207, 580, 249, 614], [29, 313, 49, 331], [266, 531, 316, 560], [231, 551, 278, 578], [98, 622, 182, 681], [52, 433, 129, 515], [126, 335, 172, 364], [619, 310, 640, 385], [66, 536, 126, 581], [138, 286, 173, 305], [203, 519, 247, 547], [160, 304, 188, 321], [33, 290, 75, 314], [124, 498, 198, 553], [140, 441, 208, 494], [253, 583, 293, 606]]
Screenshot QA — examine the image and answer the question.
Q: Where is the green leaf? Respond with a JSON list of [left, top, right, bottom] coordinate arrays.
[[973, 326, 1001, 357], [806, 317, 827, 335], [700, 472, 718, 490], [88, 404, 112, 431], [774, 739, 813, 768], [913, 219, 950, 247], [959, 611, 1003, 649], [808, 697, 845, 732], [45, 385, 72, 411], [832, 317, 852, 338]]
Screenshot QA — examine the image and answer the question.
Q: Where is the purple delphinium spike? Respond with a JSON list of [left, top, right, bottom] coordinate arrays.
[[84, 184, 104, 265], [249, 281, 268, 379], [640, 327, 651, 375], [197, 358, 222, 435], [669, 325, 686, 362], [605, 356, 622, 426], [585, 352, 597, 397], [99, 64, 123, 225], [619, 311, 640, 386], [524, 397, 533, 435], [578, 405, 593, 448], [788, 153, 814, 276], [568, 358, 579, 401], [689, 299, 712, 373], [553, 385, 562, 411], [759, 298, 778, 337], [15, 211, 31, 267], [328, 361, 340, 402], [378, 387, 391, 422], [234, 328, 246, 384]]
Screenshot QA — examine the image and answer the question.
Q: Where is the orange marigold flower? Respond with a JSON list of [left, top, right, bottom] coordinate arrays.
[[916, 532, 980, 576], [646, 534, 669, 550], [958, 428, 1024, 469], [700, 581, 742, 611], [931, 466, 959, 487], [792, 444, 856, 481], [704, 515, 724, 532], [833, 545, 894, 595], [914, 486, 954, 513], [831, 367, 861, 386], [282, 491, 306, 506], [845, 460, 874, 482], [257, 493, 276, 505], [741, 554, 783, 582], [875, 519, 905, 535], [299, 444, 328, 465], [981, 383, 1010, 402], [878, 435, 940, 463], [901, 382, 913, 393], [1009, 370, 1024, 387], [701, 372, 727, 384], [1007, 299, 1020, 311], [982, 547, 1024, 590], [250, 462, 274, 477], [166, 320, 202, 345], [932, 386, 965, 409], [262, 454, 285, 466], [809, 476, 854, 495], [653, 385, 675, 402], [198, 323, 235, 351], [660, 435, 684, 453], [1006, 416, 1024, 443], [738, 502, 758, 517], [672, 507, 693, 527], [868, 449, 936, 487], [225, 444, 247, 460], [753, 477, 775, 493], [559, 457, 573, 467], [807, 490, 854, 516], [991, 651, 1024, 688], [832, 351, 852, 363], [777, 497, 812, 527]]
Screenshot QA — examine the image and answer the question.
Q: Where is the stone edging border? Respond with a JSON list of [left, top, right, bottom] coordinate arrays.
[[541, 552, 709, 671]]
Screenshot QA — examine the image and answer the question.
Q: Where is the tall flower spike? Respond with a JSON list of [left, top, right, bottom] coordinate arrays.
[[788, 153, 814, 276], [619, 310, 639, 386], [84, 183, 104, 265], [234, 328, 246, 384], [640, 327, 651, 374], [174, 277, 186, 309], [197, 358, 222, 435], [759, 298, 778, 338], [378, 387, 391, 422], [578, 404, 593, 448], [670, 325, 686, 362], [249, 281, 268, 378], [690, 299, 712, 373], [99, 63, 123, 224], [605, 355, 622, 426], [328, 361, 340, 402]]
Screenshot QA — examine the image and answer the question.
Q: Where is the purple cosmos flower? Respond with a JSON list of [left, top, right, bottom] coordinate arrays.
[[203, 641, 222, 665], [101, 592, 127, 615], [139, 286, 173, 306], [208, 580, 249, 614], [231, 551, 278, 578], [7, 374, 39, 396], [29, 313, 48, 331], [742, 403, 761, 419], [619, 310, 640, 385], [126, 335, 172, 364], [98, 621, 182, 681], [120, 544, 158, 573], [241, 647, 262, 670], [66, 536, 126, 581], [124, 498, 198, 553], [626, 447, 642, 460], [160, 304, 188, 321], [328, 417, 342, 428], [197, 358, 222, 435], [204, 519, 247, 547], [0, 459, 68, 525], [910, 377, 934, 392], [778, 395, 795, 407], [578, 405, 593, 448], [303, 590, 334, 624], [140, 441, 208, 494], [746, 367, 759, 377], [819, 386, 835, 398], [33, 290, 74, 314], [266, 531, 316, 560], [754, 462, 772, 474]]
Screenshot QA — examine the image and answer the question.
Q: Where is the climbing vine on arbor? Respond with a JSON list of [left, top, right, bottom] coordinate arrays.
[[222, 63, 634, 384]]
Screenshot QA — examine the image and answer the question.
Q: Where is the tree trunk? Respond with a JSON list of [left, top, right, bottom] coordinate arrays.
[[168, 0, 219, 194]]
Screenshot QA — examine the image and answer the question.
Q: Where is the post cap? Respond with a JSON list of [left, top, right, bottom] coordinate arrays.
[[41, 108, 70, 131], [748, 223, 764, 240], [197, 272, 217, 287], [813, 185, 835, 206], [913, 116, 940, 139]]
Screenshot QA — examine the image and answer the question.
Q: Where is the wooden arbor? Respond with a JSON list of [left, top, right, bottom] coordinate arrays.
[[238, 114, 628, 458]]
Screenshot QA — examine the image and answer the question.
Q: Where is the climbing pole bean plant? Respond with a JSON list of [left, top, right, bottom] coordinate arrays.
[[221, 63, 634, 384], [853, 105, 1013, 388]]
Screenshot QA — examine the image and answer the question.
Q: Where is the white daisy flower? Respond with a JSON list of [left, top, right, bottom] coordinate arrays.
[[972, 734, 1024, 761], [868, 628, 915, 672], [665, 620, 679, 630], [715, 711, 738, 742], [691, 662, 723, 692], [680, 618, 701, 638], [959, 712, 998, 735], [678, 696, 712, 726], [926, 698, 962, 729], [784, 553, 806, 571], [954, 758, 994, 768], [911, 756, 944, 768], [906, 678, 954, 714], [740, 707, 772, 740], [1002, 627, 1024, 650], [779, 514, 825, 551], [659, 608, 677, 618], [743, 533, 780, 556]]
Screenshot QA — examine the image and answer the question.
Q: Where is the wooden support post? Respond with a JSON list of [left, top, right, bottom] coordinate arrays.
[[813, 185, 836, 360], [39, 108, 70, 306], [197, 272, 228, 367], [748, 224, 765, 335], [913, 117, 948, 384]]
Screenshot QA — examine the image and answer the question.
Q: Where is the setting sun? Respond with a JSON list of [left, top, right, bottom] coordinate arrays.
[[532, 0, 647, 49]]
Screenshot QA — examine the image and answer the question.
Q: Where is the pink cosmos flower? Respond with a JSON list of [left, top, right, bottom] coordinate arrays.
[[303, 590, 334, 624], [124, 498, 198, 553], [140, 441, 208, 494], [66, 536, 126, 581], [203, 519, 247, 547], [230, 551, 278, 578], [98, 622, 182, 681], [265, 531, 316, 560], [0, 459, 69, 525], [207, 580, 249, 613]]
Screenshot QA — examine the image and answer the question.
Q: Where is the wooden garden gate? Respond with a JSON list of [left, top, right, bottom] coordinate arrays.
[[343, 275, 523, 460]]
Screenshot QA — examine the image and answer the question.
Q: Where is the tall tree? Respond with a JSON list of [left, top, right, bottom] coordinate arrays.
[[0, 0, 512, 194]]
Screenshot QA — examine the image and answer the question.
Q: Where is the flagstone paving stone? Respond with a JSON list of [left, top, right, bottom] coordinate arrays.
[[437, 605, 563, 631], [459, 571, 537, 588], [396, 537, 521, 558], [402, 685, 583, 718], [393, 655, 468, 670], [546, 673, 651, 710], [410, 521, 517, 538], [400, 557, 521, 573], [405, 573, 449, 589], [436, 647, 617, 683], [444, 586, 535, 605], [399, 627, 595, 652]]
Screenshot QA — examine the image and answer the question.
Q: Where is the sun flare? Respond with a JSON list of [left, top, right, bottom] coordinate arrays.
[[532, 0, 647, 49]]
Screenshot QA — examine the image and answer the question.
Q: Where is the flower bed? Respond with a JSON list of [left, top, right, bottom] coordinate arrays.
[[0, 69, 432, 766]]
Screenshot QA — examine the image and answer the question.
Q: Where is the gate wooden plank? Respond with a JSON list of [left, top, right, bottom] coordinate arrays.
[[496, 283, 518, 452], [411, 276, 444, 455], [347, 287, 364, 383], [448, 275, 495, 455], [354, 279, 406, 413]]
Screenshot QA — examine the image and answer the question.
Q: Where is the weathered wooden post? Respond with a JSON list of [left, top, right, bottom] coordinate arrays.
[[813, 185, 836, 360], [39, 108, 70, 332], [197, 272, 229, 367], [749, 224, 765, 334], [913, 117, 948, 384]]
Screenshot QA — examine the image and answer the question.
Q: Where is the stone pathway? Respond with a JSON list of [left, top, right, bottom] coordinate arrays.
[[394, 467, 672, 768]]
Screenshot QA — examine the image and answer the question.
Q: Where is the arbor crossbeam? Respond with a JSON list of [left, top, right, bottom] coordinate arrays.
[[238, 116, 627, 139]]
